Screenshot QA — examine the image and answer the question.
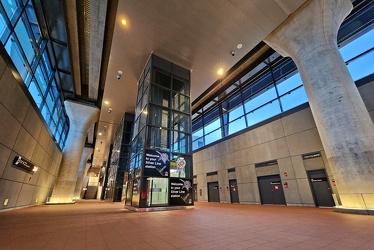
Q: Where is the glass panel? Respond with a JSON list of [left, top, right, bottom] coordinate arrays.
[[228, 104, 244, 122], [14, 16, 35, 64], [204, 118, 220, 135], [276, 73, 303, 96], [173, 111, 190, 133], [45, 91, 54, 111], [41, 105, 51, 124], [136, 81, 143, 106], [137, 127, 146, 153], [228, 116, 246, 135], [204, 128, 222, 145], [139, 105, 147, 131], [143, 70, 150, 91], [146, 177, 169, 206], [346, 49, 374, 81], [148, 127, 170, 152], [192, 127, 203, 141], [172, 131, 190, 154], [34, 65, 48, 93], [172, 93, 190, 113], [244, 86, 277, 113], [0, 10, 10, 42], [192, 117, 203, 132], [141, 85, 149, 110], [42, 50, 52, 75], [149, 105, 169, 128], [246, 101, 281, 127], [153, 70, 171, 89], [280, 86, 308, 111], [28, 80, 42, 107], [340, 29, 374, 61], [150, 84, 170, 107], [5, 34, 28, 79], [52, 108, 59, 124], [25, 1, 40, 44], [192, 137, 204, 150], [2, 0, 18, 20], [172, 77, 189, 96]]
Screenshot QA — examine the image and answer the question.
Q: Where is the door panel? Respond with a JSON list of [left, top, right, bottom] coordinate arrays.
[[229, 179, 239, 203], [208, 182, 220, 202], [258, 175, 286, 205], [308, 170, 335, 207]]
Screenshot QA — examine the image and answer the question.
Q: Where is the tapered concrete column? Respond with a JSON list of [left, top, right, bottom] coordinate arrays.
[[49, 101, 100, 203], [264, 0, 374, 210], [73, 147, 93, 200]]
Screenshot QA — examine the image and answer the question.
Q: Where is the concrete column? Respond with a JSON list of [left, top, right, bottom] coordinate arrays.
[[73, 147, 93, 200], [49, 101, 100, 203], [264, 0, 374, 210]]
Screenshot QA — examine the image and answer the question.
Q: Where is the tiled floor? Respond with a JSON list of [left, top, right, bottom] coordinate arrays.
[[0, 201, 374, 249]]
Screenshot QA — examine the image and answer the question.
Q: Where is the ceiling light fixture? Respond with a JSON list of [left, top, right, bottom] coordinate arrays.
[[217, 68, 223, 76], [98, 133, 102, 136], [121, 19, 127, 25], [237, 43, 243, 49], [104, 101, 109, 105]]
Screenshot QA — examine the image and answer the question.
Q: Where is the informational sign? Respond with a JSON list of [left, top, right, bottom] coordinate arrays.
[[144, 149, 169, 177], [302, 152, 321, 160], [13, 156, 37, 174], [170, 178, 193, 206]]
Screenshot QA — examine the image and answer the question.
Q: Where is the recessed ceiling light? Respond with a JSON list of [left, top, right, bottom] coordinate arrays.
[[104, 101, 109, 105], [237, 43, 243, 49], [121, 19, 127, 25], [98, 133, 102, 136], [96, 148, 99, 150], [217, 68, 223, 76]]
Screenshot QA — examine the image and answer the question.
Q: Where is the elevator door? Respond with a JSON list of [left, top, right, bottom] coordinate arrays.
[[258, 175, 286, 205], [308, 170, 335, 207], [229, 179, 239, 203], [208, 182, 220, 202]]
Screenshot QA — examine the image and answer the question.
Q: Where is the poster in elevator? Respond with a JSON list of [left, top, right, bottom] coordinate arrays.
[[170, 178, 194, 206], [144, 149, 170, 177]]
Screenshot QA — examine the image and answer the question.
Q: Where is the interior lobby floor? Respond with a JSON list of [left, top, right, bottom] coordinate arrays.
[[0, 200, 373, 250]]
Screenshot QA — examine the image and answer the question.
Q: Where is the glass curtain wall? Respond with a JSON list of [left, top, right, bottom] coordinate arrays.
[[126, 54, 193, 208], [0, 0, 68, 149], [192, 1, 374, 151]]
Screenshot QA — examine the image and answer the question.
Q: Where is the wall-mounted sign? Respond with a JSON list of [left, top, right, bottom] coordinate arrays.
[[144, 149, 169, 177], [302, 152, 321, 160], [255, 160, 278, 168], [13, 156, 37, 174], [170, 178, 193, 206]]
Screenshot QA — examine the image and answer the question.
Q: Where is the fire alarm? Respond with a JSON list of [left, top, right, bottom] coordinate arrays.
[[284, 182, 288, 188], [284, 172, 288, 176]]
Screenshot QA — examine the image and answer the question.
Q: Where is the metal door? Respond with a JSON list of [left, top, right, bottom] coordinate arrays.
[[229, 179, 239, 203], [258, 175, 286, 205], [208, 182, 220, 202], [308, 170, 335, 207]]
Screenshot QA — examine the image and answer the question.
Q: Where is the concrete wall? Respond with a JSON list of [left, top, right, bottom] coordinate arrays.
[[193, 80, 374, 206], [0, 54, 63, 211]]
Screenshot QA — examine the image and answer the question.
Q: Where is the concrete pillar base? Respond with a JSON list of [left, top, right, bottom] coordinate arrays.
[[334, 207, 374, 215]]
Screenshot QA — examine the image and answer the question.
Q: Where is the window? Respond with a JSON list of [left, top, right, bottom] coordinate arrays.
[[192, 11, 374, 151], [0, 0, 69, 149]]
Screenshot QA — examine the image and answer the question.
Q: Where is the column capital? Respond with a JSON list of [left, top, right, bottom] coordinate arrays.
[[64, 100, 100, 133], [264, 0, 352, 60]]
